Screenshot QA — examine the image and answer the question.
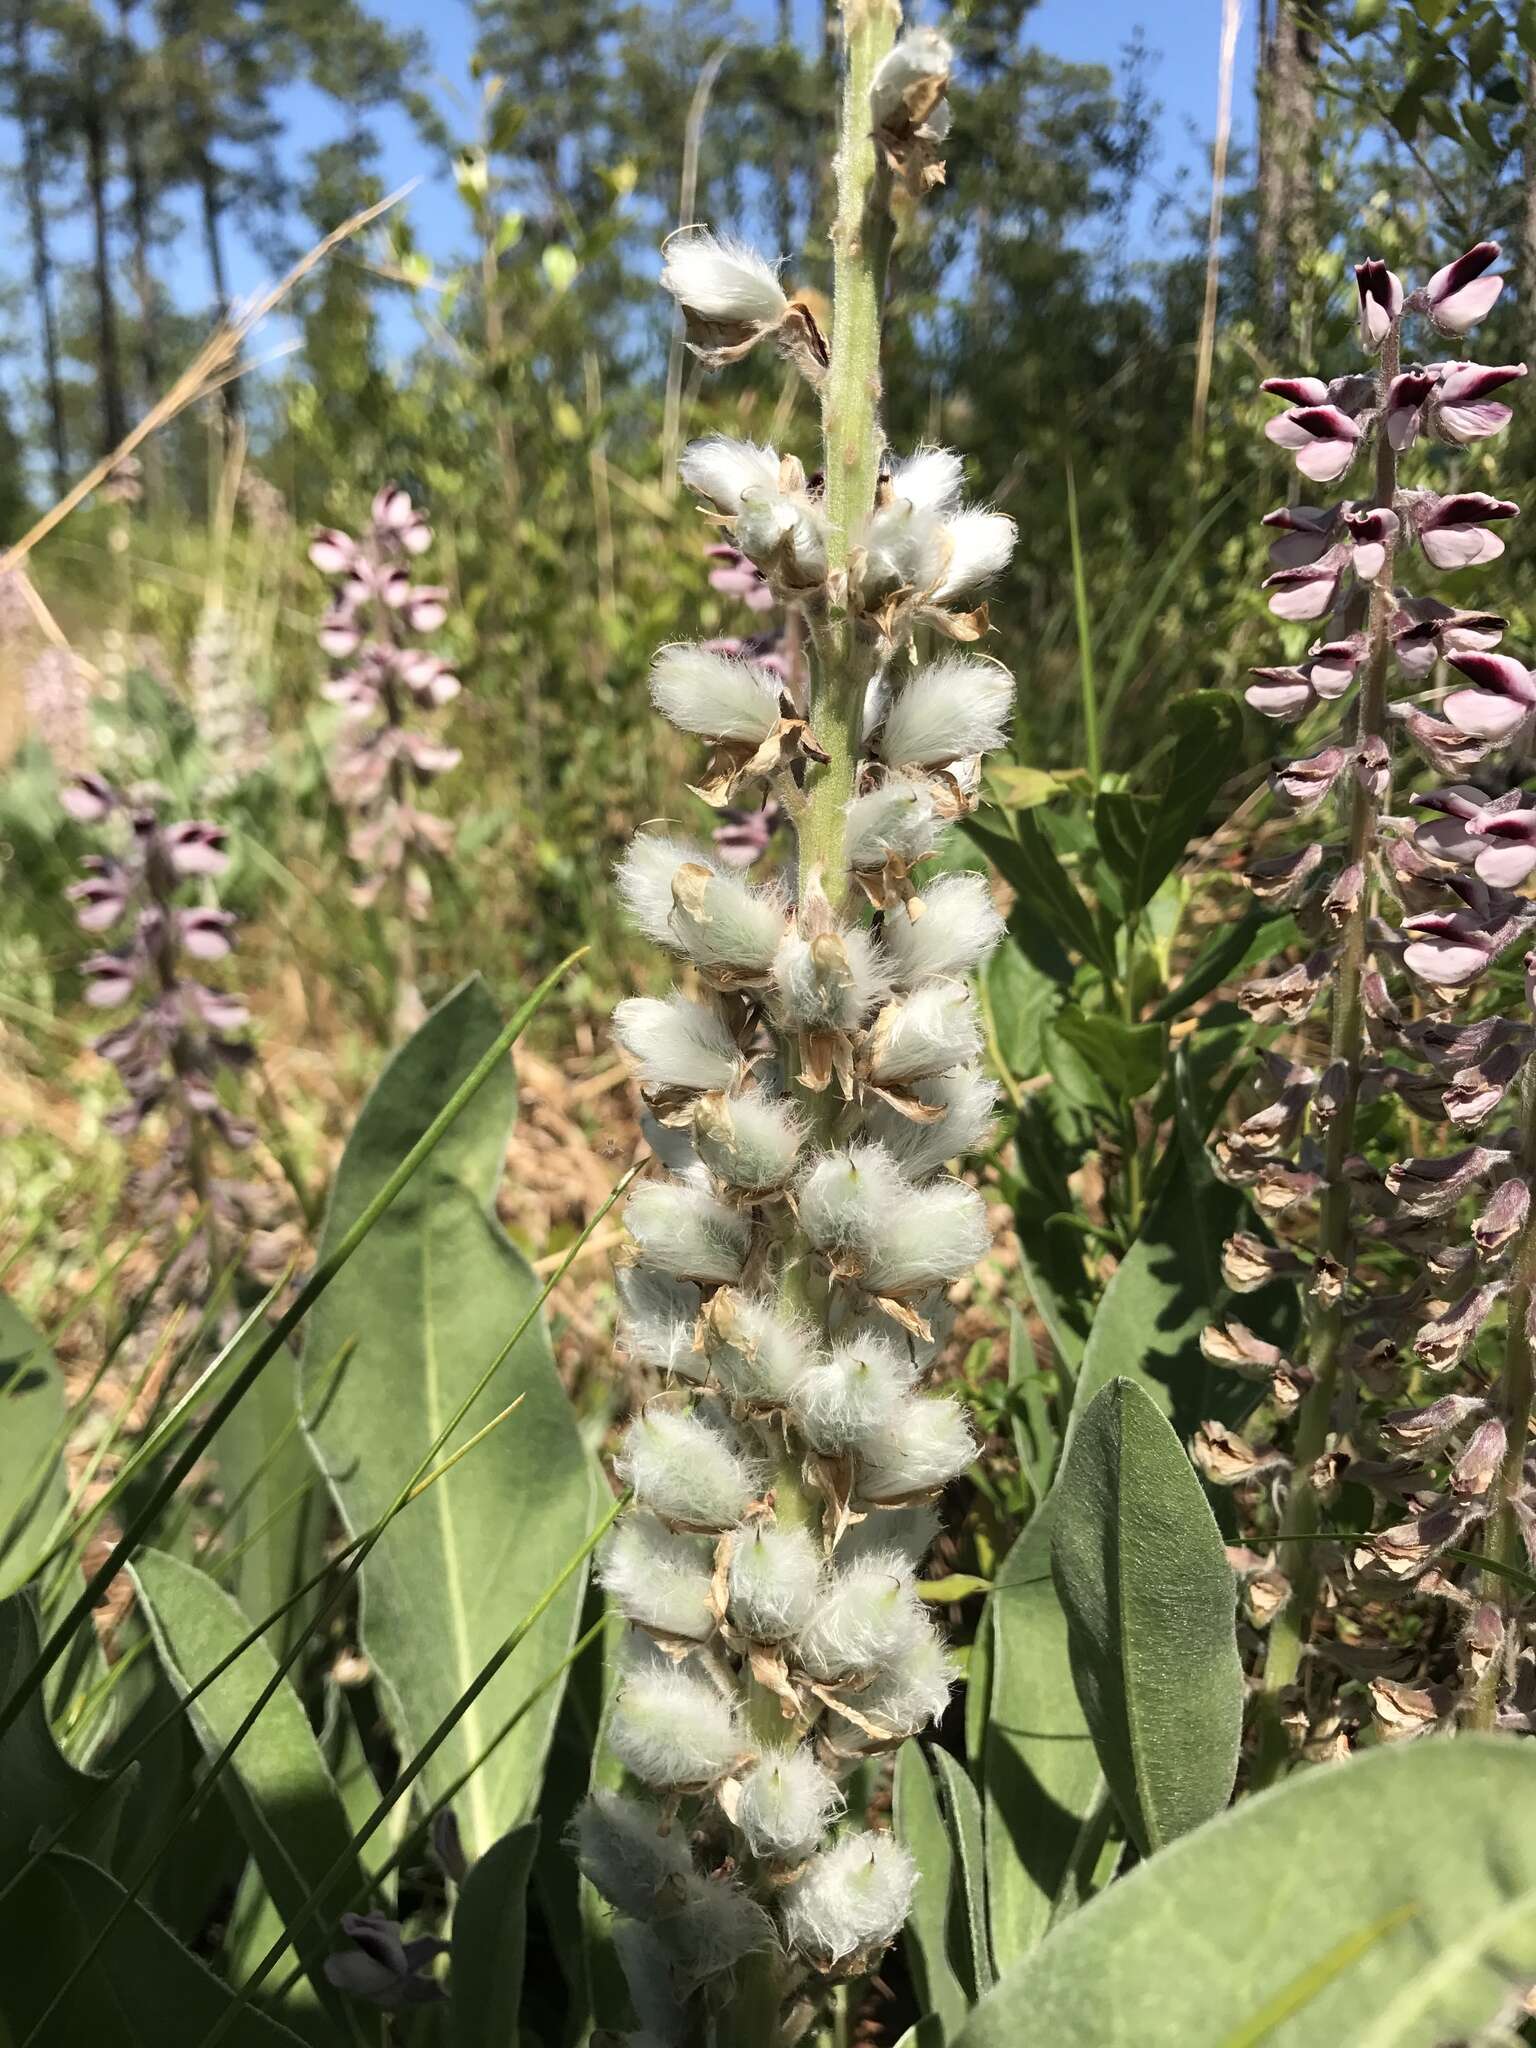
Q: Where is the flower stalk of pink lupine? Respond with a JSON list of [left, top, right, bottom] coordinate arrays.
[[310, 486, 462, 1036], [569, 8, 1019, 2034], [1213, 238, 1536, 1760], [63, 773, 256, 1285]]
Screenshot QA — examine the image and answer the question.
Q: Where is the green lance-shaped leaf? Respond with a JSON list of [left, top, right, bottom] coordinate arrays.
[[954, 1738, 1536, 2048], [304, 976, 599, 1856], [450, 1820, 540, 2048], [129, 1549, 367, 2022], [215, 1338, 326, 1659], [1050, 1378, 1241, 1856], [0, 1846, 308, 2048], [0, 1588, 131, 1874], [982, 1148, 1253, 1971], [0, 1292, 68, 1596], [893, 1742, 968, 2037]]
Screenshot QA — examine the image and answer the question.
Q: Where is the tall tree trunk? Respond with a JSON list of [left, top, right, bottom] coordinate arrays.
[[116, 0, 161, 407], [11, 14, 69, 495], [1522, 58, 1536, 361], [81, 75, 128, 454], [1255, 0, 1317, 356]]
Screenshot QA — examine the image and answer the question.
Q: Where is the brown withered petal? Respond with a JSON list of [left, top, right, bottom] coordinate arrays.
[[1369, 1677, 1447, 1739], [1244, 842, 1325, 907], [1199, 1320, 1285, 1374], [1464, 1603, 1504, 1687], [1358, 1503, 1470, 1578], [1394, 702, 1501, 775], [1242, 1569, 1292, 1629], [1384, 1145, 1513, 1218], [1323, 862, 1364, 929], [1354, 733, 1390, 799], [1221, 1232, 1306, 1294], [1312, 1061, 1350, 1129], [1382, 1392, 1488, 1450], [1413, 1283, 1505, 1372], [1191, 1422, 1285, 1487], [1477, 1178, 1533, 1255], [1269, 1364, 1313, 1417], [1453, 1417, 1509, 1498], [1426, 1240, 1478, 1281], [1271, 747, 1348, 818], [1253, 1162, 1329, 1214], [1238, 950, 1336, 1025], [1360, 966, 1402, 1027], [1444, 1037, 1527, 1127]]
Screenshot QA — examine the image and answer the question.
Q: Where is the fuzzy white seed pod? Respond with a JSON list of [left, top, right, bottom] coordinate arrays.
[[625, 1181, 752, 1286], [884, 874, 1005, 985], [790, 1333, 917, 1453], [609, 1657, 746, 1789], [845, 1628, 957, 1740], [780, 1831, 918, 1965], [617, 834, 720, 948], [726, 1520, 823, 1642], [613, 994, 740, 1095], [660, 229, 788, 329], [736, 488, 829, 591], [692, 1089, 805, 1193], [838, 1503, 940, 1570], [871, 27, 954, 125], [854, 1393, 977, 1504], [865, 985, 984, 1086], [599, 1512, 716, 1641], [615, 1405, 763, 1529], [858, 499, 949, 605], [669, 865, 787, 976], [794, 1550, 929, 1682], [933, 508, 1018, 603], [650, 644, 782, 743], [842, 782, 942, 872], [569, 1789, 694, 1920], [734, 1750, 843, 1862], [887, 446, 965, 520], [860, 1179, 990, 1295], [656, 1874, 776, 1993], [615, 1265, 705, 1382], [878, 656, 1015, 768], [678, 435, 784, 516], [708, 1296, 817, 1408], [772, 926, 894, 1033], [866, 1067, 1000, 1180], [796, 1142, 908, 1260]]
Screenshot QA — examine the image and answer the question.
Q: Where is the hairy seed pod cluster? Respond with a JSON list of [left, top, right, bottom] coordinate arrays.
[[572, 11, 1009, 2035], [1211, 238, 1536, 1756]]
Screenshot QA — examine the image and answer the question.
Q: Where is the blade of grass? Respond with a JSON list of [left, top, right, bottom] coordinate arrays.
[[0, 954, 584, 1746], [1065, 461, 1099, 788]]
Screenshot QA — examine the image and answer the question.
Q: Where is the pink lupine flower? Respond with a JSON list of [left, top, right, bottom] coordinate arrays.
[[706, 543, 776, 613], [1262, 504, 1337, 567], [1431, 362, 1527, 445], [1264, 404, 1363, 484], [1413, 492, 1519, 570], [1422, 241, 1504, 335], [1402, 908, 1497, 987], [1440, 651, 1536, 740], [1355, 259, 1403, 350], [1262, 546, 1346, 621], [1393, 601, 1508, 678], [1384, 369, 1438, 450], [1341, 504, 1399, 581]]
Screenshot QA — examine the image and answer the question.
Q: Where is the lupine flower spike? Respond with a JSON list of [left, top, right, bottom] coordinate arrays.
[[1220, 238, 1536, 1758], [310, 485, 462, 1036], [575, 8, 1007, 2034]]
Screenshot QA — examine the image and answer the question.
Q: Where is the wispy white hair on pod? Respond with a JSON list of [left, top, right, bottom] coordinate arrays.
[[656, 1873, 777, 1994], [660, 228, 788, 326], [679, 435, 784, 516], [735, 1749, 843, 1861], [616, 834, 719, 949], [614, 994, 740, 1094], [884, 873, 1005, 985], [871, 27, 954, 124], [625, 1180, 751, 1286], [708, 1295, 817, 1409], [854, 1393, 978, 1504], [568, 1788, 694, 1920], [615, 1405, 763, 1529], [861, 1177, 990, 1294], [843, 1627, 957, 1741], [878, 656, 1015, 768], [615, 1265, 705, 1382], [612, 1923, 690, 2043], [838, 1503, 940, 1570], [650, 644, 782, 743], [842, 781, 942, 873], [726, 1519, 822, 1642], [736, 489, 829, 588], [772, 926, 894, 1033], [692, 1089, 805, 1193], [779, 1830, 918, 1965], [599, 1511, 717, 1641], [834, 1298, 951, 1376], [608, 1654, 746, 1789], [934, 507, 1018, 603], [866, 1067, 1000, 1180], [793, 1549, 929, 1682], [865, 984, 983, 1087], [789, 1332, 917, 1453], [796, 1142, 908, 1261], [888, 446, 965, 520], [860, 497, 949, 598], [669, 866, 788, 975]]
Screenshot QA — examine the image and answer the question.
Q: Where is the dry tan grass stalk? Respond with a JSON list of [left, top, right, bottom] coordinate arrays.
[[1192, 0, 1244, 466]]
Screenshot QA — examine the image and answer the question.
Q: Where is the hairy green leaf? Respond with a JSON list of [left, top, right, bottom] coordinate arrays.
[[0, 1293, 67, 1595], [0, 1588, 129, 1873], [1052, 1010, 1167, 1101], [894, 1743, 969, 2035], [304, 976, 598, 1856], [956, 1740, 1536, 2047], [451, 1821, 540, 2047], [1051, 1379, 1241, 1855]]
